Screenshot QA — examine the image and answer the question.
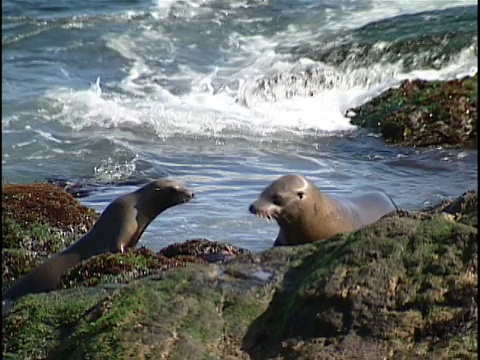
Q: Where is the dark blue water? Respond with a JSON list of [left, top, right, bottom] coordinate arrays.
[[2, 0, 477, 251]]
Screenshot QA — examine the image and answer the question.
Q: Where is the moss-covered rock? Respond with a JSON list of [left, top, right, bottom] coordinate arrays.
[[2, 288, 109, 360], [159, 238, 251, 263], [57, 240, 250, 290], [2, 249, 40, 287], [2, 183, 98, 237], [59, 247, 191, 289], [243, 212, 477, 359], [427, 189, 477, 228], [286, 5, 477, 74], [349, 74, 477, 148], [3, 190, 476, 360], [2, 183, 99, 289]]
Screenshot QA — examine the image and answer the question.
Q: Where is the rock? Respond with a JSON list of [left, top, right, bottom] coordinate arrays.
[[57, 239, 251, 290], [282, 6, 477, 74], [2, 190, 477, 359], [159, 238, 251, 263], [426, 189, 477, 228], [348, 74, 477, 148], [2, 183, 99, 290], [237, 64, 338, 108], [58, 247, 193, 289]]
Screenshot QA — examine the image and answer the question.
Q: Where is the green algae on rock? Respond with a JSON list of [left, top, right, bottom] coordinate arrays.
[[287, 6, 477, 74], [426, 189, 478, 228], [58, 239, 250, 291], [348, 74, 477, 148], [2, 288, 110, 360], [59, 247, 190, 289], [242, 214, 477, 359], [2, 183, 99, 289], [2, 249, 40, 288], [2, 190, 477, 359]]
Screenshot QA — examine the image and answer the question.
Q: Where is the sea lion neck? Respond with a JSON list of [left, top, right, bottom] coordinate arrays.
[[133, 190, 169, 222]]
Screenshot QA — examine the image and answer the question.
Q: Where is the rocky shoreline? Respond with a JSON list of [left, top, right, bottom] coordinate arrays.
[[347, 73, 477, 149], [2, 182, 477, 359], [2, 75, 478, 359]]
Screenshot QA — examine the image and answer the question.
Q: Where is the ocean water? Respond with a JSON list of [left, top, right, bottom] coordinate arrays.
[[2, 0, 478, 252]]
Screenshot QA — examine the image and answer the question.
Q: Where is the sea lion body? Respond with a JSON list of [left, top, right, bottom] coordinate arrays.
[[3, 179, 194, 305], [249, 174, 397, 246]]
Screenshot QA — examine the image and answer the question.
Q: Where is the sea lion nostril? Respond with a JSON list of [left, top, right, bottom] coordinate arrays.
[[249, 204, 256, 214]]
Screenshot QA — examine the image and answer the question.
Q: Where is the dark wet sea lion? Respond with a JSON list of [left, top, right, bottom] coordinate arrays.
[[3, 179, 194, 307], [249, 174, 397, 246]]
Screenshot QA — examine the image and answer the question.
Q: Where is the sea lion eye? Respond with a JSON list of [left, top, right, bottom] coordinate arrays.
[[297, 191, 305, 199]]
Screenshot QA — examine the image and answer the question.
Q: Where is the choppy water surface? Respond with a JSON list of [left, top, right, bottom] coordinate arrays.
[[2, 0, 477, 251]]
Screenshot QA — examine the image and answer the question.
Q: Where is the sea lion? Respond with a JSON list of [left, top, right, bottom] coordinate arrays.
[[2, 179, 194, 306], [249, 174, 397, 246]]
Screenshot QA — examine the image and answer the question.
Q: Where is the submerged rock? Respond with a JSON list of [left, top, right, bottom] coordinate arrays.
[[2, 189, 476, 359], [348, 74, 477, 149], [237, 64, 340, 107]]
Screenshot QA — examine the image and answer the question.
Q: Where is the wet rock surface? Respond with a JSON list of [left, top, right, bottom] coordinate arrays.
[[348, 74, 477, 149], [283, 6, 477, 74]]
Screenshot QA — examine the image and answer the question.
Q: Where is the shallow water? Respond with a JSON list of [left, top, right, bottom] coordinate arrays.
[[2, 0, 477, 251]]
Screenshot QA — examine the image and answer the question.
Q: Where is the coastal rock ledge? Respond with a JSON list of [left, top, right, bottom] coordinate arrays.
[[2, 185, 478, 360], [348, 74, 477, 149]]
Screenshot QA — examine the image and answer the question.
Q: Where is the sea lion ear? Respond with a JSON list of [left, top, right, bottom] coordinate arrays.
[[297, 191, 305, 199]]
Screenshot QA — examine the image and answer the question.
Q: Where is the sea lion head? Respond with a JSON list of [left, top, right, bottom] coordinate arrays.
[[249, 174, 322, 245], [249, 174, 320, 225], [139, 179, 195, 212]]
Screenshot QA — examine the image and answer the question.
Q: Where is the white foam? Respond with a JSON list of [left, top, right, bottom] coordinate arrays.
[[342, 44, 478, 110], [42, 0, 477, 140], [93, 155, 138, 182]]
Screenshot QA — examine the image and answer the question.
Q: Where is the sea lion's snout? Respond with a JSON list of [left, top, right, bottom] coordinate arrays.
[[185, 190, 194, 200], [249, 199, 278, 220], [181, 189, 195, 203]]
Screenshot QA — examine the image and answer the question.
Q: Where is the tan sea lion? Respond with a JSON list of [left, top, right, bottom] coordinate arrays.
[[2, 179, 194, 306], [249, 174, 397, 246]]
